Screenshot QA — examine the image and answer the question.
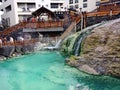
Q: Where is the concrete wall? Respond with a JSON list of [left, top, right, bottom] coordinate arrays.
[[36, 0, 51, 9], [0, 0, 16, 26], [0, 0, 65, 26], [69, 0, 100, 12], [0, 0, 37, 26]]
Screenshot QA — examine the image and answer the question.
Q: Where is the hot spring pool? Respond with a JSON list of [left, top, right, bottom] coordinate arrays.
[[0, 51, 120, 90]]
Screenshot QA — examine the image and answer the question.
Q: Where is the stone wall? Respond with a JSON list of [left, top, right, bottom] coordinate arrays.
[[0, 44, 35, 59]]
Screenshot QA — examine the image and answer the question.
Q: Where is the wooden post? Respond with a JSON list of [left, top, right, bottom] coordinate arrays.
[[79, 8, 83, 31], [95, 14, 98, 23], [81, 12, 83, 30], [83, 12, 87, 28], [110, 9, 113, 20]]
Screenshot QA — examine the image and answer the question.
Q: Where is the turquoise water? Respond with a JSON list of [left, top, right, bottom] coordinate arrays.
[[0, 51, 120, 90]]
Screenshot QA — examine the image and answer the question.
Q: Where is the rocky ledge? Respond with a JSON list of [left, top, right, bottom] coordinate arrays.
[[66, 19, 120, 78], [0, 41, 47, 61]]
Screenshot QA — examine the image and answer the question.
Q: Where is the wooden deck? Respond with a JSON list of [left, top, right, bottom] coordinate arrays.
[[0, 21, 64, 37], [0, 6, 120, 47], [0, 10, 120, 38]]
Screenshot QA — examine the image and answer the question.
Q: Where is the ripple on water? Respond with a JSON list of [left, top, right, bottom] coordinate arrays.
[[0, 51, 120, 90]]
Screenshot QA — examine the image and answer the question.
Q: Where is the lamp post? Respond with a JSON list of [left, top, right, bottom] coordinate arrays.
[[80, 8, 83, 30]]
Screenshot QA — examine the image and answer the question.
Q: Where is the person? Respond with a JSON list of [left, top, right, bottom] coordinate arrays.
[[31, 17, 36, 23], [110, 9, 113, 19], [1, 18, 6, 29], [19, 36, 24, 41], [17, 36, 24, 41], [9, 37, 14, 43], [22, 7, 26, 12], [27, 8, 30, 12], [0, 38, 2, 47], [0, 24, 3, 31], [38, 17, 41, 22], [36, 16, 39, 22], [23, 18, 27, 22], [3, 37, 7, 45]]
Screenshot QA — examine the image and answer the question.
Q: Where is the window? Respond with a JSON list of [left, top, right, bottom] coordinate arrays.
[[75, 5, 79, 9], [18, 15, 30, 21], [83, 0, 87, 2], [27, 3, 35, 8], [69, 0, 73, 4], [51, 3, 58, 8], [83, 3, 87, 8], [96, 1, 100, 6], [18, 3, 25, 9], [38, 4, 41, 7], [1, 9, 3, 11], [6, 17, 10, 27], [75, 0, 78, 3], [69, 5, 73, 8], [5, 5, 12, 12], [46, 4, 48, 7], [17, 3, 35, 12]]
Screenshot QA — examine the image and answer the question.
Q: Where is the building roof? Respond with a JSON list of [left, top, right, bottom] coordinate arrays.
[[32, 6, 56, 18]]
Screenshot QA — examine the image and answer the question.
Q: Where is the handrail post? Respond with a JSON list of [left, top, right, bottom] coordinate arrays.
[[83, 12, 87, 28], [81, 12, 83, 31]]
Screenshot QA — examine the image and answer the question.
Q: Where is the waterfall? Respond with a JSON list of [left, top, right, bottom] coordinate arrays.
[[73, 32, 87, 56], [43, 39, 62, 50], [74, 34, 84, 56], [73, 23, 104, 56], [55, 39, 62, 49]]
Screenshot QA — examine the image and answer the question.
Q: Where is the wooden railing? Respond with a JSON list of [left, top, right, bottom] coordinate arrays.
[[25, 21, 63, 29], [71, 10, 120, 25], [0, 9, 120, 39], [0, 22, 27, 37], [0, 21, 64, 38], [98, 3, 120, 12], [86, 10, 120, 17], [66, 9, 120, 32], [0, 38, 39, 47]]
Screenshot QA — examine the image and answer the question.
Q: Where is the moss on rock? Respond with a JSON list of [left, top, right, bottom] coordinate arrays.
[[80, 19, 120, 77], [65, 19, 120, 77]]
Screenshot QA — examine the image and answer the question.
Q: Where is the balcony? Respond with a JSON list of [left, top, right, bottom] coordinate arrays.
[[17, 8, 36, 13], [17, 2, 36, 13]]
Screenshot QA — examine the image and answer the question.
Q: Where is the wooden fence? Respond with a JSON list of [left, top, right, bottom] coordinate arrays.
[[25, 21, 63, 29], [0, 38, 39, 47]]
